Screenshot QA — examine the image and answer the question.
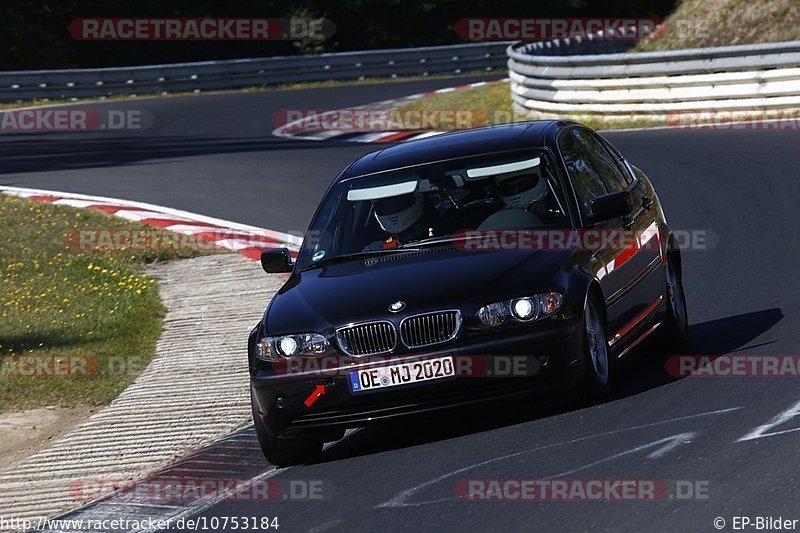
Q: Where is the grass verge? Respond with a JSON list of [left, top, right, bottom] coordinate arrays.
[[0, 194, 210, 412], [397, 81, 667, 131]]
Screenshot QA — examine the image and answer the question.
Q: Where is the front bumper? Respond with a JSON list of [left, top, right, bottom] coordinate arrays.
[[251, 317, 584, 440]]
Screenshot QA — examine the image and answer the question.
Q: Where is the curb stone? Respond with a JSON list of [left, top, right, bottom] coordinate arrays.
[[0, 188, 292, 531], [0, 253, 280, 530], [272, 79, 509, 144], [0, 186, 301, 261]]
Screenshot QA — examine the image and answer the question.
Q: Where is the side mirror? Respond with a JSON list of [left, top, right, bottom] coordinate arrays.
[[589, 191, 633, 224], [260, 248, 293, 273]]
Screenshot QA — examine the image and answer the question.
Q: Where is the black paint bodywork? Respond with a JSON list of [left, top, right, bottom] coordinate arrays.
[[249, 121, 673, 441]]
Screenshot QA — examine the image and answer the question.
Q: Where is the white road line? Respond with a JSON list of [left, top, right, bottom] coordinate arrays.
[[51, 198, 117, 208], [544, 432, 697, 479], [113, 209, 190, 222], [308, 518, 344, 532], [738, 399, 800, 442], [376, 406, 742, 508]]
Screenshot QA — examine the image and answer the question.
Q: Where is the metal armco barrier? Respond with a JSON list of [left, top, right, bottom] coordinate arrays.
[[507, 35, 800, 118], [0, 42, 511, 102]]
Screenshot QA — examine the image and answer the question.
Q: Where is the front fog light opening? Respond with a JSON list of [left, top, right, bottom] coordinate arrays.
[[511, 297, 538, 321]]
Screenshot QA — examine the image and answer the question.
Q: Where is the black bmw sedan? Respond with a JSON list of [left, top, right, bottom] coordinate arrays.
[[248, 120, 688, 466]]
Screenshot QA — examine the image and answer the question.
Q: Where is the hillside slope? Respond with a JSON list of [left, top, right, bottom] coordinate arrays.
[[637, 0, 800, 51]]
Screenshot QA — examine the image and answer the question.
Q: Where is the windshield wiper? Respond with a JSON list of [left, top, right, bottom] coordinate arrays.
[[407, 234, 471, 247], [300, 248, 420, 271]]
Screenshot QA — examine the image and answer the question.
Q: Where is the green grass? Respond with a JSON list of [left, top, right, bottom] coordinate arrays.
[[0, 194, 209, 412], [397, 81, 668, 131]]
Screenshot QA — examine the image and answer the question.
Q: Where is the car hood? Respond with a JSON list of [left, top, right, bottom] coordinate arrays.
[[264, 247, 572, 335]]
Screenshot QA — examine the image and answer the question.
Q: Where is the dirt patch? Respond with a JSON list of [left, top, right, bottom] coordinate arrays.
[[0, 406, 95, 470]]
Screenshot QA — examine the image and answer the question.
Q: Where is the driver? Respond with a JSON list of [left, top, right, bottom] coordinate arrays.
[[369, 192, 427, 249], [495, 169, 550, 219]]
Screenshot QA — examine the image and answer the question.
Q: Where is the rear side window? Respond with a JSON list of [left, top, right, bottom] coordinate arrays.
[[559, 129, 608, 218], [574, 128, 631, 193]]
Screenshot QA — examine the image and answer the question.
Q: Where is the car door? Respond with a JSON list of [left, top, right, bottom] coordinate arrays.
[[558, 127, 662, 341]]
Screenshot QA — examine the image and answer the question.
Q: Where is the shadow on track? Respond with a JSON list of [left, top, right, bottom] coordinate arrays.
[[612, 307, 784, 399], [317, 308, 783, 465], [0, 135, 351, 175], [54, 308, 783, 482]]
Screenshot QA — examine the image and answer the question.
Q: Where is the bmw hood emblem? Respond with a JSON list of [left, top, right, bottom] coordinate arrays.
[[389, 301, 406, 313]]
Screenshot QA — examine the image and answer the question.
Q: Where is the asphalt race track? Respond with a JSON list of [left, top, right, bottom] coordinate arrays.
[[4, 77, 799, 532]]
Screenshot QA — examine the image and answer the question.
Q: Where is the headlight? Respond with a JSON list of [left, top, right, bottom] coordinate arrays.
[[476, 292, 564, 327], [511, 297, 537, 321], [538, 292, 564, 317], [477, 302, 508, 327], [256, 333, 334, 361]]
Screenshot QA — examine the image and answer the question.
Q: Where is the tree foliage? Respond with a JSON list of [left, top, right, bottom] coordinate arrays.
[[0, 0, 677, 69]]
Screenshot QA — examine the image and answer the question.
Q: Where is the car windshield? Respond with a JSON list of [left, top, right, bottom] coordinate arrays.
[[296, 149, 570, 270]]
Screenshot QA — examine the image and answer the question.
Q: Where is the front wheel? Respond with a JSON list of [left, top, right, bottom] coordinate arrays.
[[663, 251, 689, 347], [579, 295, 612, 400], [251, 388, 322, 467]]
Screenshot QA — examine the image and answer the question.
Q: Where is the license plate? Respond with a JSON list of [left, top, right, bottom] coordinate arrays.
[[349, 356, 455, 393]]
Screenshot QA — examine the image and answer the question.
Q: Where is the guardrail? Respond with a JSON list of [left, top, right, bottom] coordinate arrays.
[[0, 42, 511, 102], [507, 37, 800, 119]]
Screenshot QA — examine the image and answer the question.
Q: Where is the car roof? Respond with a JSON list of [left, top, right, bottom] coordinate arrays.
[[339, 120, 571, 180]]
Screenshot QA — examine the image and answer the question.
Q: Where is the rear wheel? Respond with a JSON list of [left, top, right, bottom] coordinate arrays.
[[251, 388, 322, 467], [580, 294, 612, 399], [663, 251, 689, 347]]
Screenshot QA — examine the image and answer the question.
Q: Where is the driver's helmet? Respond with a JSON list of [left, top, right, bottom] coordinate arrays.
[[496, 170, 548, 210], [374, 193, 424, 234]]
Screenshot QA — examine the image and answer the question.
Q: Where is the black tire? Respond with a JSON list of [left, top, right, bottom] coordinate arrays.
[[251, 388, 322, 467], [579, 294, 612, 400], [663, 250, 689, 347]]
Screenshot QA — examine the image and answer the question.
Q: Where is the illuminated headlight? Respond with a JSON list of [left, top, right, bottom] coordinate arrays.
[[256, 333, 333, 361], [511, 297, 537, 321], [278, 337, 298, 356], [476, 292, 564, 327]]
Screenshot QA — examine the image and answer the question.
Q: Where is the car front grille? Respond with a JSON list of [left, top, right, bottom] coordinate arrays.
[[400, 310, 461, 349], [336, 321, 396, 356]]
